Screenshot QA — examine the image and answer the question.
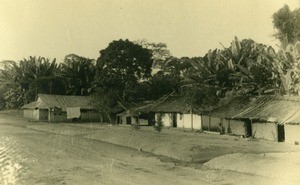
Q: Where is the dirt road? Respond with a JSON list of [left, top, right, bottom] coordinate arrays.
[[0, 111, 298, 185]]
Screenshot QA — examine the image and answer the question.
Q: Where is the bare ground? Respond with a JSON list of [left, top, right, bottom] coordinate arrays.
[[1, 110, 300, 185]]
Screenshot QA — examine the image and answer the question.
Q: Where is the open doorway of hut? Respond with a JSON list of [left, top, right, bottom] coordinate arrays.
[[126, 117, 132, 125], [244, 119, 252, 137], [172, 113, 177, 127], [277, 124, 285, 142]]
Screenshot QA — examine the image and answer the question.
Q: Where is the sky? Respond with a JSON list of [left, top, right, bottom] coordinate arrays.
[[0, 0, 299, 62]]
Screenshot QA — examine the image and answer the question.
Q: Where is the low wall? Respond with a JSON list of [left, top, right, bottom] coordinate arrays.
[[221, 119, 230, 134], [177, 113, 184, 128], [192, 114, 202, 130], [49, 110, 102, 123], [252, 122, 277, 141], [285, 124, 300, 144], [201, 115, 221, 132], [23, 109, 48, 121], [23, 109, 38, 120], [202, 115, 210, 131], [81, 111, 103, 122], [176, 113, 202, 130], [210, 116, 221, 132], [156, 113, 172, 127], [229, 120, 245, 136]]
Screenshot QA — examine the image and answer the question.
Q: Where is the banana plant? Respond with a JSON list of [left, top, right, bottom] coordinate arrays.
[[274, 41, 300, 95]]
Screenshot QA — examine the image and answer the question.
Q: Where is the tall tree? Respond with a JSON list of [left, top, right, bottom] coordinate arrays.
[[61, 54, 95, 95], [135, 40, 171, 73], [94, 39, 153, 102], [272, 5, 300, 47]]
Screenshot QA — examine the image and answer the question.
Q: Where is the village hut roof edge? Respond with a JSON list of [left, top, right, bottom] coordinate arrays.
[[22, 94, 94, 110], [209, 95, 300, 124]]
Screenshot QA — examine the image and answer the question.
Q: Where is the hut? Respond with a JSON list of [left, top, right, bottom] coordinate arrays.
[[209, 95, 300, 143], [233, 95, 300, 143], [206, 96, 253, 136], [116, 101, 155, 126], [142, 95, 204, 130], [22, 94, 102, 122]]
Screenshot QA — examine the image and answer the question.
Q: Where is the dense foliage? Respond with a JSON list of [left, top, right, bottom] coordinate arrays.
[[94, 39, 153, 102], [0, 5, 299, 110], [61, 54, 95, 96], [272, 5, 300, 46], [0, 57, 64, 108]]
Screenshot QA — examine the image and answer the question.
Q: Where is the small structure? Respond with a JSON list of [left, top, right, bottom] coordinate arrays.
[[142, 95, 205, 130], [116, 101, 155, 126], [209, 95, 300, 143], [22, 94, 102, 122], [206, 96, 253, 136]]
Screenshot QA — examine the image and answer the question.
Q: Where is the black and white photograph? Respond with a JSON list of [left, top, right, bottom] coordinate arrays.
[[1, 0, 300, 184]]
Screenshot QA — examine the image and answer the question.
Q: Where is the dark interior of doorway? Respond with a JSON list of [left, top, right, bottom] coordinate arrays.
[[172, 113, 177, 127], [244, 119, 252, 138], [277, 124, 285, 142], [126, 117, 132, 125]]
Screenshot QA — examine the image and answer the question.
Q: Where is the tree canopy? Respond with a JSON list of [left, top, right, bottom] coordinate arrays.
[[0, 57, 64, 108], [272, 4, 300, 46], [61, 54, 95, 96], [94, 39, 153, 102]]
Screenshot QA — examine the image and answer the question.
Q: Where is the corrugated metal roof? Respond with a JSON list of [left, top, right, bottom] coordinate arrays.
[[209, 95, 300, 124], [22, 94, 93, 110], [22, 100, 48, 109]]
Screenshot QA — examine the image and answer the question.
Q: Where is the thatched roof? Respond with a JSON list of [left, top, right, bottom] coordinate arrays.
[[129, 101, 154, 112], [207, 95, 253, 118], [209, 95, 300, 124], [22, 94, 93, 110], [138, 95, 212, 114], [147, 96, 192, 113], [117, 101, 155, 116]]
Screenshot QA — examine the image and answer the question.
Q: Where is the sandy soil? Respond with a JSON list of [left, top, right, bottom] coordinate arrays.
[[1, 110, 300, 185]]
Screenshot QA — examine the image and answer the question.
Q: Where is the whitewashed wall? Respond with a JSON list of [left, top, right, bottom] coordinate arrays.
[[176, 113, 184, 128], [176, 113, 202, 130], [23, 109, 38, 120], [285, 124, 300, 143], [252, 122, 277, 141], [155, 113, 172, 127], [155, 112, 201, 130], [229, 120, 245, 136]]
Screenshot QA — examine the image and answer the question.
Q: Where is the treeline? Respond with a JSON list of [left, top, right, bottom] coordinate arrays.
[[0, 5, 299, 113]]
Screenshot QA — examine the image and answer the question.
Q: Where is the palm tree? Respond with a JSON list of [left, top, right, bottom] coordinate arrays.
[[0, 60, 24, 108], [0, 56, 63, 108]]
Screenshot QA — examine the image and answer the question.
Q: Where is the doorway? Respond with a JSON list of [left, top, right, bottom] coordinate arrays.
[[244, 119, 252, 138], [277, 124, 285, 142], [172, 113, 177, 127], [126, 116, 132, 125]]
